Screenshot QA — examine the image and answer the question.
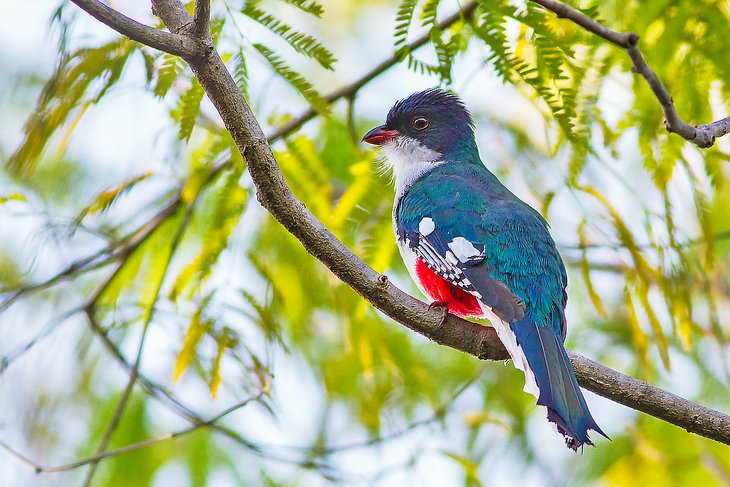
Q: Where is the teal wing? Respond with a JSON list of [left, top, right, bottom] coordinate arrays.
[[481, 199, 568, 338], [397, 174, 526, 322]]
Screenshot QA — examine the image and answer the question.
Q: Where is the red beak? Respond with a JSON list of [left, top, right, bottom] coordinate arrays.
[[362, 125, 399, 145]]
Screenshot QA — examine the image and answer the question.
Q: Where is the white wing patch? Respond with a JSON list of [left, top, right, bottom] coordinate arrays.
[[414, 237, 483, 300], [419, 217, 435, 236], [448, 237, 484, 264]]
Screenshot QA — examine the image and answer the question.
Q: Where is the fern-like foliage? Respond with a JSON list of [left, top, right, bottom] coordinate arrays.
[[253, 43, 330, 115], [279, 0, 324, 17], [474, 0, 582, 144], [74, 171, 153, 224], [154, 54, 183, 98], [394, 0, 458, 84], [176, 77, 205, 142], [420, 0, 441, 27], [8, 39, 137, 174], [243, 0, 335, 69], [232, 48, 249, 99], [171, 164, 247, 301], [394, 0, 419, 57]]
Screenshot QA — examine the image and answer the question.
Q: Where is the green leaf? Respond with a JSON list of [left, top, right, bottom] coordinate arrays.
[[243, 1, 336, 69], [174, 306, 212, 382], [253, 43, 330, 114], [74, 171, 153, 223], [177, 77, 205, 142], [420, 0, 441, 27], [394, 0, 419, 50], [232, 48, 249, 99], [154, 53, 183, 98], [8, 39, 136, 174], [278, 0, 324, 17]]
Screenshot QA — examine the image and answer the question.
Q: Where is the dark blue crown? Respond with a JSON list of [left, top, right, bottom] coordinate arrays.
[[387, 88, 473, 129]]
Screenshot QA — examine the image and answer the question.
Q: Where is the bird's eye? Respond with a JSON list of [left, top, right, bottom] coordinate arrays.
[[412, 117, 429, 130]]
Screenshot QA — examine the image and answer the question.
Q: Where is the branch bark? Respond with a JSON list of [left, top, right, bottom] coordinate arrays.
[[192, 0, 211, 38], [530, 0, 730, 148], [67, 0, 730, 446], [70, 0, 201, 59]]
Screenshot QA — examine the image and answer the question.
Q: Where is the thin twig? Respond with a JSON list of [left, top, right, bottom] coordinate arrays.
[[81, 189, 197, 485], [530, 0, 730, 148], [79, 160, 231, 482], [85, 311, 265, 453], [80, 311, 150, 484], [69, 0, 200, 59], [0, 199, 179, 312], [1, 159, 229, 312], [559, 228, 730, 251], [0, 392, 263, 473], [0, 305, 85, 373]]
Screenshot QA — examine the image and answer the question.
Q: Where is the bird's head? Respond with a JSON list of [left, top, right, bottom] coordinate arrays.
[[362, 89, 476, 189], [362, 88, 474, 156]]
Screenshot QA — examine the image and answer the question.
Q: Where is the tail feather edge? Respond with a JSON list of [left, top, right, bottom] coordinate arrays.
[[492, 312, 606, 450]]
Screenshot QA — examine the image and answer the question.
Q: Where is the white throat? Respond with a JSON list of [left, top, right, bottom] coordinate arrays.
[[379, 136, 445, 199]]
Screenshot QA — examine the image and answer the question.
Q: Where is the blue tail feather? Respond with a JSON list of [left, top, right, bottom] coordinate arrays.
[[510, 316, 608, 450]]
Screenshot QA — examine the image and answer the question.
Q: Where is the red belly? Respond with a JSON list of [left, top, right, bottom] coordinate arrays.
[[414, 258, 482, 318]]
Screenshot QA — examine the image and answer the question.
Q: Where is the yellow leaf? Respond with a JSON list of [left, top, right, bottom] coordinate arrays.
[[0, 193, 27, 204], [56, 102, 90, 156], [209, 329, 236, 398], [635, 281, 670, 369], [443, 452, 483, 486], [331, 159, 373, 234], [578, 220, 607, 316], [209, 340, 224, 398], [625, 285, 650, 373], [462, 411, 511, 430], [173, 311, 209, 382]]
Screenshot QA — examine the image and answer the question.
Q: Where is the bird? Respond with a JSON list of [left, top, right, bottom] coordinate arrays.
[[362, 88, 607, 450]]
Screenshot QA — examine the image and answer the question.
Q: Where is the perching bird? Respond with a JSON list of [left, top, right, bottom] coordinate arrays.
[[362, 88, 606, 450]]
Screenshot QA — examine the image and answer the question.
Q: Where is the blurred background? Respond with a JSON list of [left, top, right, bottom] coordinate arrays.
[[1, 0, 730, 485]]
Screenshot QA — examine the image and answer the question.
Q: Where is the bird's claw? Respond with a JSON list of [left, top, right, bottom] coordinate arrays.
[[428, 300, 449, 311]]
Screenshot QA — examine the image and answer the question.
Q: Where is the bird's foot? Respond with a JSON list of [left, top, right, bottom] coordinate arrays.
[[428, 300, 449, 311]]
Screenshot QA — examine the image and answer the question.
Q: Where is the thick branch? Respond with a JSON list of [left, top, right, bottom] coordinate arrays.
[[530, 0, 730, 148], [70, 0, 730, 446], [69, 0, 200, 59], [573, 353, 730, 443], [151, 0, 196, 35], [193, 0, 211, 38]]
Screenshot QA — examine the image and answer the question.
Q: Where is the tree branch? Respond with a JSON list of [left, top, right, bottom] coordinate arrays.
[[192, 0, 211, 38], [68, 0, 730, 446], [69, 0, 201, 59], [530, 0, 730, 148]]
